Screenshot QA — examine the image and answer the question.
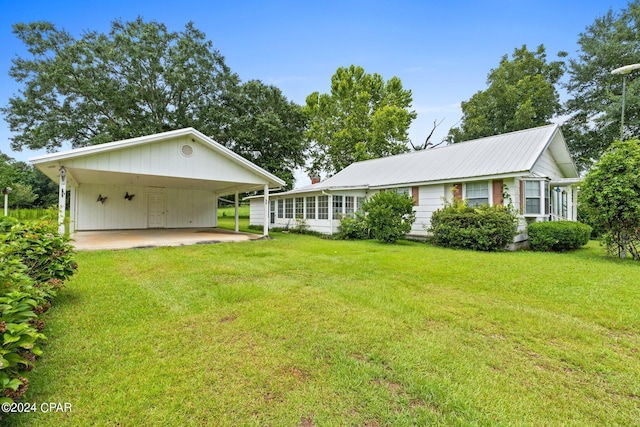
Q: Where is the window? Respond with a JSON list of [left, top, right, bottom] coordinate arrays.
[[524, 180, 541, 215], [345, 196, 354, 217], [306, 196, 316, 219], [356, 197, 365, 211], [396, 187, 410, 196], [523, 180, 550, 215], [318, 196, 329, 219], [332, 195, 343, 219], [466, 181, 489, 207], [277, 199, 284, 219], [285, 198, 293, 219], [295, 197, 304, 219]]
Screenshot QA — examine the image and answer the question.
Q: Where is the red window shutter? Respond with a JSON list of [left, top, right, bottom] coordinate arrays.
[[492, 180, 503, 206], [453, 183, 462, 201], [519, 180, 524, 214], [412, 186, 419, 205]]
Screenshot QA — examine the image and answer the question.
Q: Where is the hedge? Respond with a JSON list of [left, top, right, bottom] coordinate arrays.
[[428, 202, 518, 251], [527, 221, 592, 252], [0, 216, 76, 413]]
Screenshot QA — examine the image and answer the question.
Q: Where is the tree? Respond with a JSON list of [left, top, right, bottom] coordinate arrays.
[[0, 154, 45, 209], [3, 18, 239, 151], [448, 45, 565, 143], [580, 139, 640, 260], [304, 65, 416, 175], [223, 80, 307, 189], [3, 18, 309, 187], [564, 1, 640, 171]]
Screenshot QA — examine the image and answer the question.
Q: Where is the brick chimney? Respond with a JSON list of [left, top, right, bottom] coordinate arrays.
[[311, 176, 321, 184]]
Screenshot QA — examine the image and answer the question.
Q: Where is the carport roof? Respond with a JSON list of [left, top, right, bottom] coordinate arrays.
[[30, 128, 286, 194]]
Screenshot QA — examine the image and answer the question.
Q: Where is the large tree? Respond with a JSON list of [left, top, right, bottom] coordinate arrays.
[[3, 18, 306, 187], [304, 65, 416, 175], [448, 45, 565, 143], [224, 80, 307, 189], [564, 1, 640, 171]]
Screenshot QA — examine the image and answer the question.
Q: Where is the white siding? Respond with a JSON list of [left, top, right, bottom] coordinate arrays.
[[75, 184, 215, 230], [411, 185, 445, 236], [531, 148, 563, 178], [249, 199, 265, 226], [64, 136, 266, 185]]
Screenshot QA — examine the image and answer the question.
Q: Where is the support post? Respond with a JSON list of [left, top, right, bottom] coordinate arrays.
[[263, 185, 269, 236], [58, 166, 67, 235], [234, 191, 239, 233]]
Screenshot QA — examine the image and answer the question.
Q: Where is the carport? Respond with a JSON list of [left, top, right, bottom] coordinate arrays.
[[30, 128, 285, 237]]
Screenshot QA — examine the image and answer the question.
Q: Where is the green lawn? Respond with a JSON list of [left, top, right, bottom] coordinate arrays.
[[6, 235, 640, 426]]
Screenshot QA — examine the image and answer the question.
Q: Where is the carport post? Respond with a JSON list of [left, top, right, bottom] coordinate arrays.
[[58, 166, 66, 235], [263, 184, 269, 236], [234, 191, 239, 232]]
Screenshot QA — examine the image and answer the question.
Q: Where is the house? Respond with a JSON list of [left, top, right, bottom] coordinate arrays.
[[249, 124, 579, 241], [30, 128, 285, 235]]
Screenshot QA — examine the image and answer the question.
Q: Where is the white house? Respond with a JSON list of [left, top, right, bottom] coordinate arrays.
[[30, 128, 285, 235], [249, 124, 580, 241]]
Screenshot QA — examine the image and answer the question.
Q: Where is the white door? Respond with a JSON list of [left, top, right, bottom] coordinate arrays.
[[147, 191, 166, 228]]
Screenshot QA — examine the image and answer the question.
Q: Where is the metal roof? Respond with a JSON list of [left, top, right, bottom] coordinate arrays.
[[271, 124, 577, 197]]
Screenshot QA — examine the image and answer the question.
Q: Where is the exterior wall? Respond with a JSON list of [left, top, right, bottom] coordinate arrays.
[[63, 135, 267, 185], [410, 185, 445, 236], [75, 183, 216, 231], [531, 149, 563, 178]]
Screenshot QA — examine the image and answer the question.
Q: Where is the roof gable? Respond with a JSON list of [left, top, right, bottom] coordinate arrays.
[[30, 128, 285, 191]]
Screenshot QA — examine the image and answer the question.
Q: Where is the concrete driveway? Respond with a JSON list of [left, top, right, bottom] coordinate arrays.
[[72, 228, 264, 251]]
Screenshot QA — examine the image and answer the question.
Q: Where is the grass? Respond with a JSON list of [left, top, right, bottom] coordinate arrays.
[[5, 236, 640, 426]]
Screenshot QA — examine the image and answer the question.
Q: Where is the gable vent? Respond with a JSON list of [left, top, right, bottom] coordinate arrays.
[[180, 144, 194, 157]]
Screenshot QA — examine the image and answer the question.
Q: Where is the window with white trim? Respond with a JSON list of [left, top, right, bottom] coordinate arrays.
[[332, 195, 343, 219], [345, 196, 354, 217], [295, 197, 304, 219], [523, 180, 551, 215], [305, 196, 316, 220], [285, 198, 293, 219], [356, 197, 365, 211], [466, 181, 489, 207], [318, 196, 329, 219], [277, 199, 284, 219]]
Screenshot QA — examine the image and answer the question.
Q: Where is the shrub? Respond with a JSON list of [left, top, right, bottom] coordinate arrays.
[[0, 216, 77, 410], [527, 221, 591, 252], [429, 200, 518, 251], [361, 191, 416, 243], [337, 214, 369, 240]]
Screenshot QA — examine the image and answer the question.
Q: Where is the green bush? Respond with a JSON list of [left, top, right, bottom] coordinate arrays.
[[527, 221, 592, 252], [0, 216, 77, 409], [429, 201, 518, 251], [361, 191, 416, 243], [337, 214, 369, 240]]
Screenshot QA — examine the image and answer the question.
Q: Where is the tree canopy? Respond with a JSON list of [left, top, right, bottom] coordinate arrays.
[[2, 18, 306, 188], [564, 1, 640, 171], [580, 139, 640, 260], [448, 45, 565, 143], [303, 65, 416, 176]]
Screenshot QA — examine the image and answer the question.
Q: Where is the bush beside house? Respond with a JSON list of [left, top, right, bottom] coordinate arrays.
[[428, 201, 518, 251], [527, 221, 592, 252]]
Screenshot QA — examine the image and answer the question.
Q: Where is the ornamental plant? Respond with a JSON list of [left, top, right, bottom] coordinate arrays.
[[428, 199, 518, 251], [0, 215, 76, 412], [361, 191, 416, 243], [527, 221, 592, 252]]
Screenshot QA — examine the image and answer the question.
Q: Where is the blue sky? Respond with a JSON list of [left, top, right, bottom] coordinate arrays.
[[0, 0, 631, 172]]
